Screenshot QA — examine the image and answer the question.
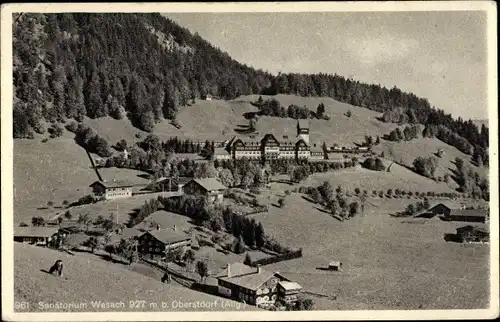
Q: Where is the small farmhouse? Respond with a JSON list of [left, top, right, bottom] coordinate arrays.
[[426, 203, 488, 223], [138, 227, 191, 259], [14, 227, 60, 246], [182, 178, 227, 203], [89, 180, 133, 200], [455, 224, 489, 244], [216, 262, 301, 308]]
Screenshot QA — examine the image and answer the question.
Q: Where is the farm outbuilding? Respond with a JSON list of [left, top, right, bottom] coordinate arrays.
[[182, 178, 227, 203], [14, 227, 60, 247], [89, 180, 133, 200], [455, 224, 489, 244], [328, 261, 342, 271]]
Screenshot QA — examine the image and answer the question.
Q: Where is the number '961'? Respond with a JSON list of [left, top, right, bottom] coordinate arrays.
[[15, 302, 30, 310]]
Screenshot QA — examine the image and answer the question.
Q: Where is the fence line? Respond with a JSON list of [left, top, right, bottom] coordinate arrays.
[[249, 248, 303, 267]]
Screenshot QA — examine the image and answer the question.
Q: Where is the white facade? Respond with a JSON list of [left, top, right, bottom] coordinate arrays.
[[278, 150, 295, 159], [214, 153, 231, 160], [105, 187, 132, 199], [234, 150, 261, 159], [297, 150, 310, 159], [298, 133, 309, 145], [309, 152, 325, 161]]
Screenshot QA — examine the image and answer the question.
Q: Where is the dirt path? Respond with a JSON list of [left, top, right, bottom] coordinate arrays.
[[85, 148, 103, 181]]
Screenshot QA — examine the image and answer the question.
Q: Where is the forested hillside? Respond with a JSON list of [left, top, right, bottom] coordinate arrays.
[[13, 13, 488, 164]]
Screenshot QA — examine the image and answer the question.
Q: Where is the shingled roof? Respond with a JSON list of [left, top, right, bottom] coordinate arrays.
[[187, 178, 227, 192], [214, 147, 230, 155], [14, 227, 59, 238], [143, 229, 191, 245], [216, 262, 287, 291], [89, 180, 135, 188], [450, 209, 488, 218]]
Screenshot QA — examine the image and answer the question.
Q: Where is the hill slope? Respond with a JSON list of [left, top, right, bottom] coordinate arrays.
[[14, 94, 485, 225], [14, 132, 96, 223], [13, 13, 487, 166], [84, 94, 398, 146], [14, 242, 259, 312]]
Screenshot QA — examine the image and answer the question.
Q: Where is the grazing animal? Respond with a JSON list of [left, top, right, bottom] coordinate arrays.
[[49, 260, 64, 277], [162, 272, 171, 284]]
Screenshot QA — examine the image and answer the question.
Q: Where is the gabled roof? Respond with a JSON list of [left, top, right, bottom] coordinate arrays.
[[214, 147, 230, 155], [450, 209, 487, 218], [278, 281, 302, 291], [89, 180, 134, 188], [232, 136, 262, 146], [295, 139, 309, 147], [186, 178, 227, 192], [261, 133, 280, 145], [428, 201, 462, 211], [456, 224, 489, 233], [216, 262, 288, 291], [14, 227, 59, 238], [141, 229, 191, 245], [310, 146, 324, 153]]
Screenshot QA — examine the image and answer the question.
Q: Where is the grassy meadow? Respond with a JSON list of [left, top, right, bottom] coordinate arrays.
[[250, 194, 489, 310], [14, 243, 260, 312]]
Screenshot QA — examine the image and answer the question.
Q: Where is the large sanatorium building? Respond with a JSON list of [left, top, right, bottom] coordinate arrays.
[[214, 120, 370, 162], [214, 120, 322, 161]]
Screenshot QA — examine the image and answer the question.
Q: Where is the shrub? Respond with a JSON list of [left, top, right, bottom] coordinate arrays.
[[65, 121, 78, 133], [41, 138, 48, 143], [49, 123, 64, 138], [361, 157, 386, 171], [278, 198, 285, 208], [31, 216, 45, 227], [413, 156, 439, 178], [243, 252, 252, 265], [211, 234, 223, 244]]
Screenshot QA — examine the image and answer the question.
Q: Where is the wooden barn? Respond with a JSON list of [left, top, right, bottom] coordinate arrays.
[[14, 227, 60, 247], [182, 178, 227, 203], [216, 262, 301, 308], [455, 224, 489, 244]]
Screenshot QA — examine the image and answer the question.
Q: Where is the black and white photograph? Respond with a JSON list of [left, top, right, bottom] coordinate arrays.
[[1, 2, 498, 321]]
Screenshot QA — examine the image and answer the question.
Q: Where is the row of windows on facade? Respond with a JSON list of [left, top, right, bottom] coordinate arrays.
[[233, 147, 309, 151], [140, 246, 163, 252], [107, 192, 131, 196], [107, 188, 131, 192], [235, 151, 309, 155]]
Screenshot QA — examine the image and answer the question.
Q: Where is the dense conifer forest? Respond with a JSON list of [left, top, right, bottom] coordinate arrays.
[[13, 13, 488, 163]]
